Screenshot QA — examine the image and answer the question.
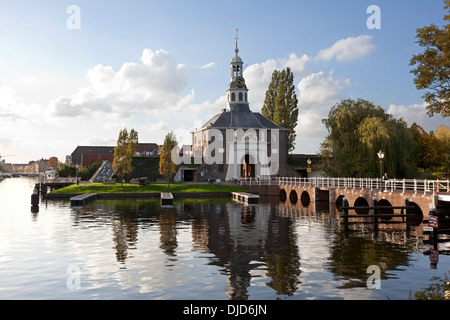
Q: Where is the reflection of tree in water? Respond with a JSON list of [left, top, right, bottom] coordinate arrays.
[[110, 200, 142, 266], [326, 232, 412, 288], [159, 209, 178, 256], [190, 201, 301, 299], [263, 202, 301, 296], [82, 199, 160, 266]]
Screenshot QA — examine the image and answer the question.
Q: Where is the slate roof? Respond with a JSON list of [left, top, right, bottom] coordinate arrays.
[[201, 109, 287, 130]]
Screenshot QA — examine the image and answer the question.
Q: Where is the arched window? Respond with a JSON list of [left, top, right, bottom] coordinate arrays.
[[245, 93, 247, 101], [231, 93, 236, 101], [239, 92, 243, 101]]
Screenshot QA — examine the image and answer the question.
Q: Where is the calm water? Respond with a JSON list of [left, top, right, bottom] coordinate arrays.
[[0, 177, 449, 300]]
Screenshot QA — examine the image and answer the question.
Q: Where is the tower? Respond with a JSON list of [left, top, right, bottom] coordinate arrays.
[[191, 33, 289, 182], [227, 33, 249, 112]]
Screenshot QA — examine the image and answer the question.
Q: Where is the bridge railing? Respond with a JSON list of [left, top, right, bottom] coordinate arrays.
[[272, 177, 450, 195]]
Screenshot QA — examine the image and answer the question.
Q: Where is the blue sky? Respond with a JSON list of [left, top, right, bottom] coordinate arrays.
[[0, 0, 448, 163]]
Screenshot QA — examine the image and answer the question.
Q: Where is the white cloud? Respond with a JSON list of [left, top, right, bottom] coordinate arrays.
[[0, 85, 45, 123], [294, 71, 351, 152], [200, 62, 215, 69], [317, 35, 375, 62], [49, 49, 189, 118], [244, 53, 310, 108], [386, 102, 449, 132]]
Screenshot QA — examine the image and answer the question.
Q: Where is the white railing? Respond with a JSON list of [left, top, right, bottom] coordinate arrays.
[[240, 176, 450, 195]]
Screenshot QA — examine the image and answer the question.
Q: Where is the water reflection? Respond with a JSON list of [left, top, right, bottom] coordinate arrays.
[[62, 195, 441, 299], [1, 177, 450, 299]]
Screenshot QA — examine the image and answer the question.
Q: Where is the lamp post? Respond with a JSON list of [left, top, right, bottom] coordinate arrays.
[[76, 164, 79, 185], [377, 150, 384, 180], [307, 159, 311, 179]]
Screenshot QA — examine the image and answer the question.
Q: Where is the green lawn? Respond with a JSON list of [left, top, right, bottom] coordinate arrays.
[[50, 182, 246, 194]]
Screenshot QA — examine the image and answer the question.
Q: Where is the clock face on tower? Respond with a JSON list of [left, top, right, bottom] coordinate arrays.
[[235, 76, 245, 87]]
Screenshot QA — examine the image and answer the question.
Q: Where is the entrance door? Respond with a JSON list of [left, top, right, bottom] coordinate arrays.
[[240, 154, 255, 178]]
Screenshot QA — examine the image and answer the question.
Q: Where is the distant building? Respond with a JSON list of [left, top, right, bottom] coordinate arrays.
[[71, 143, 160, 167], [71, 146, 115, 167]]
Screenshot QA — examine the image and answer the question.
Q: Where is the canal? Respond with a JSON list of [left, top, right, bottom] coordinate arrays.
[[0, 177, 449, 300]]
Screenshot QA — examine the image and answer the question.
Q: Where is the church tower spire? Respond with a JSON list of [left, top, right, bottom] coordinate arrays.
[[227, 30, 250, 112]]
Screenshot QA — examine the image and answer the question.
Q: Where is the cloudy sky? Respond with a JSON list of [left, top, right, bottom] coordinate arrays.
[[0, 0, 448, 164]]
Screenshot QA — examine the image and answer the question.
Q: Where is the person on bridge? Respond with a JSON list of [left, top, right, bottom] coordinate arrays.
[[382, 173, 388, 181]]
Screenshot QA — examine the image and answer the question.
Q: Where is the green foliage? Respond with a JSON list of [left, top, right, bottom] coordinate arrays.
[[56, 163, 76, 178], [435, 124, 450, 173], [319, 99, 416, 178], [130, 156, 163, 181], [113, 128, 139, 186], [410, 123, 447, 172], [159, 132, 179, 186], [56, 163, 101, 181], [414, 272, 450, 300], [409, 1, 450, 117], [262, 67, 299, 152]]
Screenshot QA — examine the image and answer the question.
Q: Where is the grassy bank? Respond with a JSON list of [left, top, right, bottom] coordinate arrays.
[[51, 182, 246, 194]]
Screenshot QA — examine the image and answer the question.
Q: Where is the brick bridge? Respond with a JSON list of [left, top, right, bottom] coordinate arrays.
[[241, 177, 450, 224]]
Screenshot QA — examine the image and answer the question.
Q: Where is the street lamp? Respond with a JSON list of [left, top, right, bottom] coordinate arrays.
[[307, 159, 311, 178], [377, 150, 384, 180], [76, 164, 79, 185]]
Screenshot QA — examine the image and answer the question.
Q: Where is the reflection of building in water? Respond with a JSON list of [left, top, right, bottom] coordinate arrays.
[[190, 201, 301, 299]]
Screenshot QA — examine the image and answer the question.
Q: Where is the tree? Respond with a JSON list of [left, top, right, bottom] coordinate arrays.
[[262, 67, 299, 152], [319, 99, 416, 178], [410, 123, 447, 172], [409, 1, 450, 117], [112, 128, 139, 186], [435, 125, 450, 173], [159, 131, 179, 187], [47, 157, 58, 169]]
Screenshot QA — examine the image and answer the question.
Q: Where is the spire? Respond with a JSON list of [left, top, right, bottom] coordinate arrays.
[[234, 28, 239, 55]]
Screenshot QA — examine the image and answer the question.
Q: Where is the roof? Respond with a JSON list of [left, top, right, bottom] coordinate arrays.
[[201, 109, 287, 130]]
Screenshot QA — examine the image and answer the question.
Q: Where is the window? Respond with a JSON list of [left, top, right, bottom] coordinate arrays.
[[239, 92, 243, 101], [231, 93, 236, 101]]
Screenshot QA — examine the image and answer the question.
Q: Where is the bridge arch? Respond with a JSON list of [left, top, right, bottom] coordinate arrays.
[[279, 189, 287, 202], [289, 190, 298, 204], [406, 202, 423, 226], [336, 195, 345, 211], [301, 191, 310, 207], [354, 197, 369, 215], [377, 199, 394, 220]]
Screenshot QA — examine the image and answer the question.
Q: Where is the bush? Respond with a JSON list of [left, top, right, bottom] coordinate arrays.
[[414, 272, 450, 300]]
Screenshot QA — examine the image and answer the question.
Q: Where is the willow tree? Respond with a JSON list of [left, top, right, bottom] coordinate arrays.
[[113, 128, 139, 186], [319, 99, 416, 178], [159, 132, 178, 187], [409, 1, 450, 117], [262, 67, 299, 152]]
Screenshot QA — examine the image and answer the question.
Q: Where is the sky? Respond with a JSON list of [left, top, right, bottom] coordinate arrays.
[[0, 0, 449, 164]]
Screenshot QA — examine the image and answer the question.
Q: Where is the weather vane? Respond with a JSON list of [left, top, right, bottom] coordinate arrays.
[[235, 28, 239, 51]]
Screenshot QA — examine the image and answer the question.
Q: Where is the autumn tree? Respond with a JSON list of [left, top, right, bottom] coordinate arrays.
[[159, 131, 179, 187], [435, 124, 450, 173], [262, 67, 299, 152], [411, 123, 447, 172], [47, 157, 58, 169], [409, 1, 450, 117], [112, 128, 139, 186], [319, 99, 416, 178]]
